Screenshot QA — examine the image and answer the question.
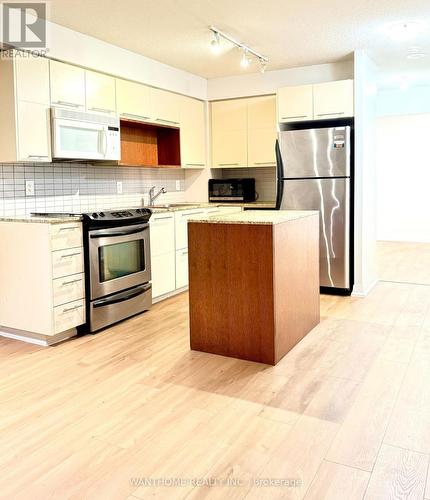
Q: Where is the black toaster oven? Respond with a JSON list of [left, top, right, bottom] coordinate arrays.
[[208, 178, 256, 202]]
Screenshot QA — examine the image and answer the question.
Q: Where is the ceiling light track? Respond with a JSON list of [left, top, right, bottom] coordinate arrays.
[[209, 26, 268, 71]]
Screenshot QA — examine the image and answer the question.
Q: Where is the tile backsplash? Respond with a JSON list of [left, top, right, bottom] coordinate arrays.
[[0, 163, 186, 216]]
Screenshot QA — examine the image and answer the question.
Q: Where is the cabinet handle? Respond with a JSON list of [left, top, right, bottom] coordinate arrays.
[[53, 100, 81, 108], [253, 162, 276, 165], [185, 163, 205, 167], [27, 155, 49, 159], [59, 226, 79, 231], [60, 252, 81, 258], [155, 118, 179, 125], [218, 163, 239, 166], [89, 107, 113, 114], [61, 304, 83, 313], [316, 112, 344, 117], [281, 115, 307, 120], [182, 250, 188, 255], [121, 112, 151, 121], [153, 216, 172, 221], [182, 211, 205, 217], [62, 278, 82, 286]]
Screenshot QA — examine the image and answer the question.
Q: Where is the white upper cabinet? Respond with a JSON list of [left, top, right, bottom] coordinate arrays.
[[211, 99, 248, 168], [151, 88, 181, 126], [247, 95, 277, 167], [313, 80, 354, 120], [277, 80, 354, 123], [16, 101, 51, 161], [277, 84, 313, 123], [0, 52, 51, 162], [85, 70, 116, 115], [15, 56, 50, 104], [180, 96, 206, 168], [116, 78, 152, 121], [211, 96, 276, 168], [50, 60, 85, 109]]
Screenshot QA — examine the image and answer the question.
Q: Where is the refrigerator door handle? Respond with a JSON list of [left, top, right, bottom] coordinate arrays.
[[275, 139, 284, 210]]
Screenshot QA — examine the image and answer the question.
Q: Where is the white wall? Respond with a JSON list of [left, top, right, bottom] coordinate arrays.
[[353, 50, 379, 296], [377, 86, 430, 117], [207, 60, 354, 100], [376, 113, 430, 242], [43, 18, 207, 99]]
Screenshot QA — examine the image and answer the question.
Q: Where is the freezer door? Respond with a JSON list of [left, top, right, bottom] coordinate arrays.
[[280, 178, 350, 289], [278, 127, 350, 179]]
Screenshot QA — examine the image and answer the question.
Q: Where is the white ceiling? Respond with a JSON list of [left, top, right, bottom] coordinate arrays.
[[47, 0, 430, 81]]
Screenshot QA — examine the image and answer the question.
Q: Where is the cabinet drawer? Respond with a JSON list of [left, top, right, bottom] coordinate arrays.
[[175, 209, 206, 250], [51, 223, 83, 251], [53, 273, 85, 307], [150, 214, 175, 257], [54, 299, 85, 334], [52, 248, 84, 279], [175, 249, 189, 289]]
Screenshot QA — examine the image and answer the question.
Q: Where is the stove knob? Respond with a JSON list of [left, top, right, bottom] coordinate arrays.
[[92, 212, 98, 218], [99, 212, 105, 217]]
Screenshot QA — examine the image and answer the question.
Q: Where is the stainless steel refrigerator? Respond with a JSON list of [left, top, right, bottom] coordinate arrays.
[[275, 125, 352, 294]]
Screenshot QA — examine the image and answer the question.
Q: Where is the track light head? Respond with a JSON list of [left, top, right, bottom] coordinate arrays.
[[210, 32, 221, 55], [240, 48, 250, 68], [259, 59, 267, 73]]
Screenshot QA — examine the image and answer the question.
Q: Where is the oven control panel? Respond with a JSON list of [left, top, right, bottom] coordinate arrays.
[[84, 208, 152, 227]]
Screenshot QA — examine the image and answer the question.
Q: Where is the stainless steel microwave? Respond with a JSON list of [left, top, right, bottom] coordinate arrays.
[[208, 178, 256, 202]]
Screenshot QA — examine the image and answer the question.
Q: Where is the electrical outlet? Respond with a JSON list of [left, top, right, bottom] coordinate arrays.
[[175, 180, 181, 191], [25, 180, 34, 196], [117, 181, 123, 194]]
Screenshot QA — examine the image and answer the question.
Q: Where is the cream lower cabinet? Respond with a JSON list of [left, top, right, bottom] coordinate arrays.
[[150, 213, 176, 299], [0, 51, 51, 162], [151, 207, 243, 301], [0, 220, 85, 346]]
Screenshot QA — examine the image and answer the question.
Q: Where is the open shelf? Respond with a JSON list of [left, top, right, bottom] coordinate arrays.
[[119, 118, 181, 168]]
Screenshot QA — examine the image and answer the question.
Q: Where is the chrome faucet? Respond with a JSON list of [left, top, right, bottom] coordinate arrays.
[[148, 186, 167, 206]]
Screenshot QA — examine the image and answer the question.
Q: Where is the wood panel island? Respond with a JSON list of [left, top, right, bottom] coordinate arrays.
[[188, 210, 320, 365]]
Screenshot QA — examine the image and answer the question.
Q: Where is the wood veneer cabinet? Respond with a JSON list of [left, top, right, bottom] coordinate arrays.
[[188, 212, 320, 365]]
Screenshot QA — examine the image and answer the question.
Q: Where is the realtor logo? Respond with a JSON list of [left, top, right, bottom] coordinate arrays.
[[2, 2, 46, 48]]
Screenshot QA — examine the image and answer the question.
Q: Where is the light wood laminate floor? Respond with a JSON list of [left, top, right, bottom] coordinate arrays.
[[377, 240, 430, 285], [2, 282, 430, 499]]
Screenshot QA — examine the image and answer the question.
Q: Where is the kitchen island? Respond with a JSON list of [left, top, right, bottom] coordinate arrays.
[[188, 210, 320, 365]]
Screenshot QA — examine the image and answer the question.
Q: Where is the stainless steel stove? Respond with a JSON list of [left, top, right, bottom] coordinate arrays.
[[33, 208, 153, 332]]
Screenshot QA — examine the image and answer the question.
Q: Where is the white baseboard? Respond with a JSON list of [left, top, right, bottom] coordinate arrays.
[[152, 286, 188, 304], [0, 327, 77, 346], [351, 279, 379, 297]]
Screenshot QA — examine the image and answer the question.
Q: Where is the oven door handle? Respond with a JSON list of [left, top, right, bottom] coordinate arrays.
[[90, 226, 148, 238], [93, 284, 151, 308]]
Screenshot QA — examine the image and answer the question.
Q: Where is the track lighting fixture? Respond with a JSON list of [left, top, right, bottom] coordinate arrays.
[[209, 26, 269, 71]]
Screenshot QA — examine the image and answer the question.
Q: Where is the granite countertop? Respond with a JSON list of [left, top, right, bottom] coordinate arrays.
[[149, 201, 275, 213], [0, 202, 276, 223], [0, 215, 82, 224], [189, 210, 319, 225]]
